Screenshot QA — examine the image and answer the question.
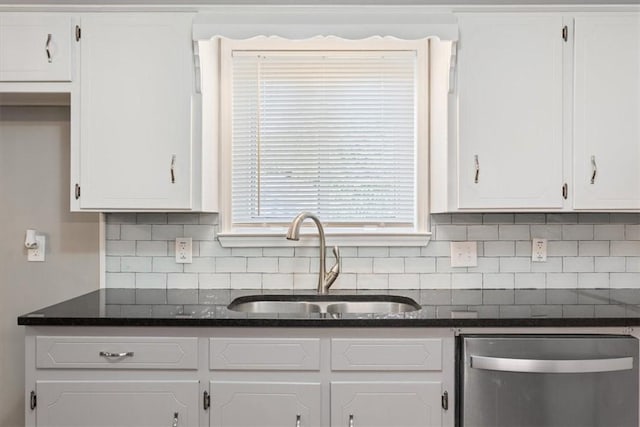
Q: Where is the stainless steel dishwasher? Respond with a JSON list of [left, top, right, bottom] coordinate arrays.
[[459, 335, 638, 427]]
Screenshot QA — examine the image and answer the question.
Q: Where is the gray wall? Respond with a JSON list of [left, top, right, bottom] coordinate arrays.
[[0, 106, 100, 427]]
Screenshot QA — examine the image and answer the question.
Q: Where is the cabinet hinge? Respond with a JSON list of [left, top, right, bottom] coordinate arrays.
[[562, 25, 568, 42], [203, 391, 210, 410], [30, 391, 37, 410], [75, 25, 81, 42], [562, 183, 568, 200], [441, 391, 449, 411], [75, 183, 81, 200]]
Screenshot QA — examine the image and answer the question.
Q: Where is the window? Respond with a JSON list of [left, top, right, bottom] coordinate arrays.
[[217, 37, 430, 246]]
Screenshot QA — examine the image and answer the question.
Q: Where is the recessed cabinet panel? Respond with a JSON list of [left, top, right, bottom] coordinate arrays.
[[573, 15, 640, 210], [331, 338, 442, 371], [210, 338, 320, 370], [210, 381, 322, 427], [456, 14, 564, 209], [331, 381, 442, 427], [79, 13, 194, 210], [0, 14, 72, 81], [37, 381, 199, 427]]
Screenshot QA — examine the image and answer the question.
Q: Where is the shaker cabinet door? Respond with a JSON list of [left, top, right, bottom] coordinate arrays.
[[36, 380, 199, 427], [78, 13, 194, 210], [573, 14, 640, 210], [456, 13, 564, 209]]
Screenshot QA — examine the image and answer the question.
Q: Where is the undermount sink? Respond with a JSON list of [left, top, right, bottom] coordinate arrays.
[[227, 294, 421, 315]]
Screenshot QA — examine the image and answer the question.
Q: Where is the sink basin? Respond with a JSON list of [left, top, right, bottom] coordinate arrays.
[[227, 294, 421, 314]]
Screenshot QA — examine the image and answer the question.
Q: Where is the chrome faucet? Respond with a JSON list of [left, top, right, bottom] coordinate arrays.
[[286, 212, 340, 294]]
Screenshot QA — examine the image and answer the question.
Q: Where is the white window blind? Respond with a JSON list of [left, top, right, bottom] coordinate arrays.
[[231, 50, 417, 228]]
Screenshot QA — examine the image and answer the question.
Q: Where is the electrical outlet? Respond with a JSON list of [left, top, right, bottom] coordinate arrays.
[[175, 238, 192, 264], [28, 236, 46, 262], [450, 241, 477, 267], [532, 238, 547, 262]]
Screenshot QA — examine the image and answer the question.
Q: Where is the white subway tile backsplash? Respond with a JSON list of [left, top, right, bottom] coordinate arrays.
[[105, 213, 639, 291], [215, 257, 247, 273], [168, 273, 198, 289], [578, 241, 609, 256], [121, 257, 152, 273], [151, 225, 183, 241], [499, 225, 530, 241], [563, 257, 594, 273], [105, 224, 121, 240], [484, 241, 515, 257], [611, 241, 640, 256], [595, 257, 626, 273], [135, 273, 167, 289], [106, 272, 135, 288], [389, 273, 419, 289], [483, 273, 514, 289], [247, 257, 278, 273], [562, 225, 594, 240], [594, 225, 625, 240], [452, 273, 482, 289], [373, 257, 404, 273], [136, 241, 168, 257], [405, 257, 436, 273], [106, 240, 136, 256], [184, 225, 216, 241], [152, 257, 184, 273], [499, 257, 531, 273], [184, 258, 216, 273]]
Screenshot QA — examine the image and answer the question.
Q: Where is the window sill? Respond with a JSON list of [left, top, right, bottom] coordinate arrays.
[[218, 230, 432, 248]]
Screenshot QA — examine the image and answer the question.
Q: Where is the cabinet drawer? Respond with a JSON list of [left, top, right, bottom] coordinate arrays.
[[331, 339, 442, 371], [36, 336, 198, 369], [210, 338, 320, 370]]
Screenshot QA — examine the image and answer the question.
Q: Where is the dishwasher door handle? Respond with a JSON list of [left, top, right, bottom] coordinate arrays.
[[470, 355, 633, 374]]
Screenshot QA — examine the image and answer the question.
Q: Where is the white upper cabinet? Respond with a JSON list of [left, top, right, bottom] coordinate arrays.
[[77, 13, 197, 210], [455, 13, 564, 210], [573, 14, 640, 210], [0, 14, 73, 81]]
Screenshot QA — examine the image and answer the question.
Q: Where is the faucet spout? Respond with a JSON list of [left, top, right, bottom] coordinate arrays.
[[286, 212, 340, 294]]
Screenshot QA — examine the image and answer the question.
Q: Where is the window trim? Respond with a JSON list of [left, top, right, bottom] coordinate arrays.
[[217, 36, 430, 247]]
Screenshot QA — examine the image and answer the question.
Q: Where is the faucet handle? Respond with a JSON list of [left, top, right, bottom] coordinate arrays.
[[332, 245, 340, 263]]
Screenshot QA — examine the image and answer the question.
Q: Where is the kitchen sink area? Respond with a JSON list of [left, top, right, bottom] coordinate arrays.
[[227, 294, 421, 315]]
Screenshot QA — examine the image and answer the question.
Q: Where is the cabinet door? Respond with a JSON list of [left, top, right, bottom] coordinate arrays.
[[210, 381, 321, 427], [573, 14, 640, 210], [36, 380, 199, 427], [331, 382, 442, 427], [456, 14, 564, 209], [0, 14, 72, 81], [79, 13, 193, 210]]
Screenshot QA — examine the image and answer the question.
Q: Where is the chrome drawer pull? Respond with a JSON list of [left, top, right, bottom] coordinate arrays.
[[172, 412, 179, 427], [99, 351, 134, 358], [348, 414, 354, 427], [296, 414, 301, 427], [46, 33, 52, 63], [590, 155, 597, 184], [470, 355, 633, 374], [474, 155, 480, 183]]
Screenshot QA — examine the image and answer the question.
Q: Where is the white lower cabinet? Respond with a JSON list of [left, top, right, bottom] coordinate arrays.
[[26, 329, 454, 427], [210, 382, 322, 427], [331, 382, 443, 427], [36, 380, 199, 427]]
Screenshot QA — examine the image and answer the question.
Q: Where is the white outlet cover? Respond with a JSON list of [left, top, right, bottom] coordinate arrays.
[[175, 237, 192, 264], [450, 241, 477, 267], [532, 238, 548, 262], [27, 235, 46, 262]]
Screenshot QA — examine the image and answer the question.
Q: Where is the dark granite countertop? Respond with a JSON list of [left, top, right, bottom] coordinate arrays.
[[17, 288, 640, 328]]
